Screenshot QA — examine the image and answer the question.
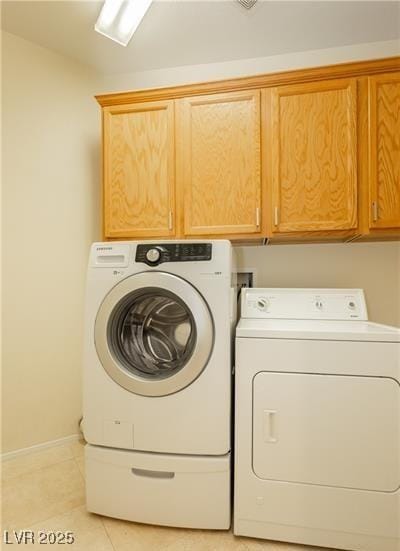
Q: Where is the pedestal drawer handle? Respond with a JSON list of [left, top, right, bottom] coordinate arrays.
[[131, 468, 175, 479]]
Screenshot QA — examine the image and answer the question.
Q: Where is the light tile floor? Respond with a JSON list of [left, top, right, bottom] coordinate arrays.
[[2, 440, 336, 550]]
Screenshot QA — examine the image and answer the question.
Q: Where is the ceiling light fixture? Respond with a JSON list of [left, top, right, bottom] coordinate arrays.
[[95, 0, 153, 47]]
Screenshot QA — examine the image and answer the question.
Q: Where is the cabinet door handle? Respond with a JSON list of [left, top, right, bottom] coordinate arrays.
[[372, 202, 378, 222], [263, 409, 278, 443], [168, 211, 173, 230], [274, 206, 279, 226], [255, 207, 260, 227]]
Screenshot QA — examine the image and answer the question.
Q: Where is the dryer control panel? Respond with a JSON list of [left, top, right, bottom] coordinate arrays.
[[135, 243, 212, 266], [241, 288, 368, 321]]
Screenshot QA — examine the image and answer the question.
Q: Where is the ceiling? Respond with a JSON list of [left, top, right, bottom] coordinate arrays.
[[2, 1, 400, 75]]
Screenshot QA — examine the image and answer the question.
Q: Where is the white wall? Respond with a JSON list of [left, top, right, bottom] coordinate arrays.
[[2, 31, 101, 453], [98, 39, 400, 93]]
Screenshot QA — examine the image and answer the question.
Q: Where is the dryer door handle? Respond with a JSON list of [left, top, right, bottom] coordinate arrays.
[[263, 409, 278, 443], [131, 468, 175, 480]]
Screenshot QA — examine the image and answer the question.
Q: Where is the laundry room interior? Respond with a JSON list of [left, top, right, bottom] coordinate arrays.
[[2, 1, 400, 550]]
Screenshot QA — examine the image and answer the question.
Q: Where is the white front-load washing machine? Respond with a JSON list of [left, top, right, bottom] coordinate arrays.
[[83, 240, 236, 529], [234, 288, 400, 551]]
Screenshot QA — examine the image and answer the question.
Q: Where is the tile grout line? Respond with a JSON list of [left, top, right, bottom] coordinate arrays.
[[3, 456, 77, 483], [73, 455, 85, 484], [3, 443, 86, 482], [101, 518, 117, 551], [72, 453, 117, 551], [7, 504, 85, 533]]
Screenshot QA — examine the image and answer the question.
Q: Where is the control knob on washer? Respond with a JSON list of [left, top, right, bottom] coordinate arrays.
[[257, 298, 269, 311], [146, 248, 161, 263]]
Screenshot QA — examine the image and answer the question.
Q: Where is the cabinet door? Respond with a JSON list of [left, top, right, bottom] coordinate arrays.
[[368, 73, 400, 229], [267, 79, 358, 234], [103, 101, 175, 238], [178, 91, 261, 236]]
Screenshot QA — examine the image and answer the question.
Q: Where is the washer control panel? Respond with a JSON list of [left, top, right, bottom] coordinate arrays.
[[135, 243, 212, 266], [241, 288, 368, 320]]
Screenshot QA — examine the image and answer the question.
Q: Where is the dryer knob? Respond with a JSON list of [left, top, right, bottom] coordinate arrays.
[[146, 248, 161, 263], [257, 298, 269, 311]]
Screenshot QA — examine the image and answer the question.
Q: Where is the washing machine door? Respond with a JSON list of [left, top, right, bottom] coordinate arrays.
[[95, 272, 214, 397]]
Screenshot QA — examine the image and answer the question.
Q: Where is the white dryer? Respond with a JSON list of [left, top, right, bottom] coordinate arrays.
[[234, 288, 400, 551], [83, 240, 236, 529]]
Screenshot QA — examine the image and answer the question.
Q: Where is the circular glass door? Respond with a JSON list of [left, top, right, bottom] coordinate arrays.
[[95, 272, 214, 396], [109, 289, 196, 379]]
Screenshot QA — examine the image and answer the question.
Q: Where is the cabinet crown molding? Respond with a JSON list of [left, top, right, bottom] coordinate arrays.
[[95, 56, 400, 107]]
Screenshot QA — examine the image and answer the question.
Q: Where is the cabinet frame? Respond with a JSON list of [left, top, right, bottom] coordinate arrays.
[[368, 72, 400, 231]]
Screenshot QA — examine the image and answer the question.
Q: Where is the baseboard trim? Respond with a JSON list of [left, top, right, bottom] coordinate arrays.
[[1, 434, 82, 462]]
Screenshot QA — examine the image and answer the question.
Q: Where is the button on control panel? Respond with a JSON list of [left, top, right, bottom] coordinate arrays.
[[135, 243, 212, 266]]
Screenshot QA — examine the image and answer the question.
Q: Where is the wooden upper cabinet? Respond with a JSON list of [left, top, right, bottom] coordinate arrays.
[[96, 57, 399, 242], [266, 79, 358, 235], [368, 73, 400, 230], [177, 91, 262, 237], [103, 100, 175, 238]]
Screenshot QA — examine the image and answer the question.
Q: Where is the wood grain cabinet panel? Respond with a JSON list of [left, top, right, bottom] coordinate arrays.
[[96, 57, 400, 243], [368, 73, 400, 230], [177, 91, 262, 236], [266, 79, 358, 236], [103, 101, 175, 238]]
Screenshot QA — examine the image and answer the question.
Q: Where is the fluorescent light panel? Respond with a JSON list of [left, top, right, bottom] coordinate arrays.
[[95, 0, 153, 47]]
